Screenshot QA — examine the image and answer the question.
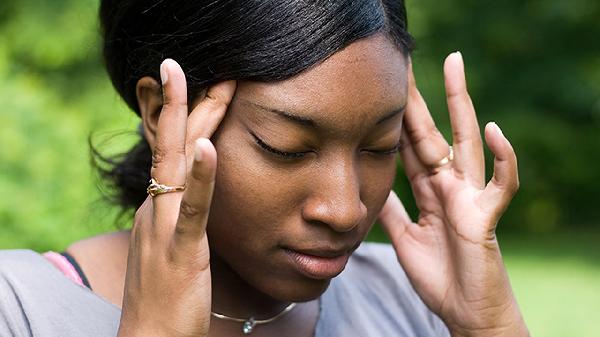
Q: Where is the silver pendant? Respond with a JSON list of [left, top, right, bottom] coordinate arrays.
[[242, 318, 256, 335]]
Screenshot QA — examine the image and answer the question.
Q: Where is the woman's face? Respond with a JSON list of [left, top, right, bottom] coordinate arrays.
[[207, 34, 408, 302]]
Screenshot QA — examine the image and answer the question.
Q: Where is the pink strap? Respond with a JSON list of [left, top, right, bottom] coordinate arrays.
[[43, 251, 85, 287]]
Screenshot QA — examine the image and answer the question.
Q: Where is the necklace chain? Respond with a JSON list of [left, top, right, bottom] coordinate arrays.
[[211, 303, 297, 335]]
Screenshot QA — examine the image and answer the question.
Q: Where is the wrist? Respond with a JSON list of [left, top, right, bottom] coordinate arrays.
[[447, 302, 530, 337], [117, 318, 208, 337], [118, 327, 204, 337], [451, 324, 529, 337], [450, 323, 529, 337], [117, 324, 170, 337]]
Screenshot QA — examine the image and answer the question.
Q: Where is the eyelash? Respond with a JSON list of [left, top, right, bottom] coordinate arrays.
[[251, 132, 400, 159], [251, 132, 309, 159], [372, 144, 401, 156]]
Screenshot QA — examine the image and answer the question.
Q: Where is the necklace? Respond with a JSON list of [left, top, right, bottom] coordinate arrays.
[[211, 302, 298, 335]]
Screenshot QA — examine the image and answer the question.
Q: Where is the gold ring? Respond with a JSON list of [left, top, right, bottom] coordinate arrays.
[[147, 178, 186, 197], [430, 146, 454, 169]]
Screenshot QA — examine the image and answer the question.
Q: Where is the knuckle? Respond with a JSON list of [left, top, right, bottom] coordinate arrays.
[[162, 91, 187, 110], [151, 144, 186, 170], [151, 146, 167, 168], [408, 124, 439, 144], [179, 199, 205, 220], [495, 176, 519, 195], [512, 178, 520, 194], [405, 125, 420, 140], [205, 92, 231, 111], [448, 89, 471, 102]]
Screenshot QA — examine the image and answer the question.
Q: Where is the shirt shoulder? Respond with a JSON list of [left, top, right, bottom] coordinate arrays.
[[0, 249, 120, 337], [316, 242, 450, 337]]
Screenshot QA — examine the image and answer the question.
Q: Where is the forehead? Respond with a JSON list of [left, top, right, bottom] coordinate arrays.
[[234, 34, 408, 128]]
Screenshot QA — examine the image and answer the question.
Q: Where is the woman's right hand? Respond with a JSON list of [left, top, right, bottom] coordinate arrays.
[[117, 59, 236, 337]]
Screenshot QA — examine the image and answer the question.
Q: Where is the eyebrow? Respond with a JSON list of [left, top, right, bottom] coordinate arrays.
[[240, 98, 406, 128], [375, 105, 406, 125]]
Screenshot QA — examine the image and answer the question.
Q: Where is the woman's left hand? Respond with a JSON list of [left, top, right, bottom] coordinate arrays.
[[378, 52, 529, 337]]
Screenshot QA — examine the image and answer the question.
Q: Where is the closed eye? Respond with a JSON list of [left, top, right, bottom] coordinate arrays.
[[250, 132, 309, 159], [364, 142, 401, 156], [250, 131, 400, 159]]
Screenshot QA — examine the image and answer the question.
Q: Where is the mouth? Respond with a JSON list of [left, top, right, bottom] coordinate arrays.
[[282, 247, 352, 280]]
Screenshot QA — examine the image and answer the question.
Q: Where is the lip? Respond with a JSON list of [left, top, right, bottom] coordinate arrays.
[[283, 248, 351, 280]]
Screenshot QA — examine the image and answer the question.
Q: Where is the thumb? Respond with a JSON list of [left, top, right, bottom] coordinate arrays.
[[378, 191, 413, 246]]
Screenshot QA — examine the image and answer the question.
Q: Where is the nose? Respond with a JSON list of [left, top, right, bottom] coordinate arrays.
[[301, 158, 368, 233]]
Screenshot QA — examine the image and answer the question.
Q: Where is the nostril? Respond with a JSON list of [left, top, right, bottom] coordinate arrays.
[[302, 198, 368, 233], [302, 162, 366, 232]]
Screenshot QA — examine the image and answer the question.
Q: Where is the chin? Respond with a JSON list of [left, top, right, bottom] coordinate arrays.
[[263, 277, 333, 303]]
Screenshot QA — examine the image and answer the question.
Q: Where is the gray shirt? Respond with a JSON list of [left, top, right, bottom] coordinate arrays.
[[0, 242, 450, 336]]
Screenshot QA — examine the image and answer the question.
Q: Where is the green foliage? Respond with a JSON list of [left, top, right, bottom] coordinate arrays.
[[1, 0, 598, 243], [0, 1, 599, 335], [0, 0, 139, 250], [402, 0, 600, 232]]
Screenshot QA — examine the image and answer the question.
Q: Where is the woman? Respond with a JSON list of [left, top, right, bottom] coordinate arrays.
[[0, 0, 529, 336]]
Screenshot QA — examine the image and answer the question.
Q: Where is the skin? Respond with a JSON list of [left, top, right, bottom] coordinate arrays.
[[207, 34, 404, 304], [67, 33, 529, 337]]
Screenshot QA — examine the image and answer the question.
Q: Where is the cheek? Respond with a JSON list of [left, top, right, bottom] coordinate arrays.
[[206, 123, 330, 300], [359, 156, 398, 218], [206, 121, 304, 252], [209, 149, 397, 241], [205, 124, 398, 300]]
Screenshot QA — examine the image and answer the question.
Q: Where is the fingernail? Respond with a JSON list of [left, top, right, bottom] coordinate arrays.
[[160, 59, 169, 85], [454, 51, 463, 61], [194, 139, 204, 162], [491, 121, 504, 136]]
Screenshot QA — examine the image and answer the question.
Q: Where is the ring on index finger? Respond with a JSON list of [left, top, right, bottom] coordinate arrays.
[[147, 178, 186, 197], [429, 146, 454, 170]]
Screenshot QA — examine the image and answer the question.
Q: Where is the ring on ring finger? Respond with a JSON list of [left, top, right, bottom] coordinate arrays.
[[147, 178, 186, 197], [429, 146, 454, 170]]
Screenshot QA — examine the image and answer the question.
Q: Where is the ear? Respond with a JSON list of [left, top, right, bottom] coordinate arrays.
[[136, 76, 163, 150]]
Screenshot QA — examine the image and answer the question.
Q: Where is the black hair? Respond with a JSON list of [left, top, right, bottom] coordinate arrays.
[[94, 0, 415, 217]]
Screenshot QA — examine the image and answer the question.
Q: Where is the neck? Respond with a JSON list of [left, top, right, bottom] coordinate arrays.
[[210, 251, 292, 320]]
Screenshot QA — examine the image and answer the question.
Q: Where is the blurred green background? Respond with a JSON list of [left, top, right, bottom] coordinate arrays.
[[0, 0, 598, 336]]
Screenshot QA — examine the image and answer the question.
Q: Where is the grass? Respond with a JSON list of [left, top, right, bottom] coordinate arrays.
[[501, 229, 600, 337], [507, 254, 600, 337]]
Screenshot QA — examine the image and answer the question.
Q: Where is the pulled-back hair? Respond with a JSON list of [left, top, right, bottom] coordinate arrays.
[[94, 0, 415, 216]]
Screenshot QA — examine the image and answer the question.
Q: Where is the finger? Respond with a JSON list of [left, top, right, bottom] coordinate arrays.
[[399, 128, 427, 181], [444, 52, 485, 186], [405, 60, 451, 167], [378, 191, 413, 246], [132, 195, 154, 239], [173, 138, 217, 253], [185, 81, 237, 171], [151, 59, 189, 222], [398, 128, 446, 217], [479, 122, 519, 218], [187, 81, 237, 140]]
